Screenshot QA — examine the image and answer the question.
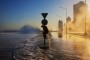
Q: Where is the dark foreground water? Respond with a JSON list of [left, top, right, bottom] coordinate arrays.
[[0, 33, 38, 60]]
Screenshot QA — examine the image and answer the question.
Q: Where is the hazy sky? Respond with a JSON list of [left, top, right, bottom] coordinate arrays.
[[0, 0, 90, 30]]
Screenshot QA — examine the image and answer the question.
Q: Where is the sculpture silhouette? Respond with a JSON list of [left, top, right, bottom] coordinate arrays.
[[41, 25, 49, 39], [40, 13, 49, 49]]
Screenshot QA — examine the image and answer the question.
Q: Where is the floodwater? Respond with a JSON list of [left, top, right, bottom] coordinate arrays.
[[0, 33, 38, 60], [51, 32, 90, 60], [0, 32, 90, 60]]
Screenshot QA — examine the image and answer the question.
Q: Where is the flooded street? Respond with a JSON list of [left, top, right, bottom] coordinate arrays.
[[1, 32, 90, 60], [51, 32, 90, 60], [14, 32, 90, 60]]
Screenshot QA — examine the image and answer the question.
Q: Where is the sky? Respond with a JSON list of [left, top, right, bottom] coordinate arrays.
[[0, 0, 90, 30]]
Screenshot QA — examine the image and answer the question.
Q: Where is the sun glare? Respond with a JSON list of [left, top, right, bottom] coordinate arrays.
[[87, 0, 90, 12]]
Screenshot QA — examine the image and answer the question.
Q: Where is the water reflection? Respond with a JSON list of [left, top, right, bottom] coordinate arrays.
[[51, 32, 90, 60]]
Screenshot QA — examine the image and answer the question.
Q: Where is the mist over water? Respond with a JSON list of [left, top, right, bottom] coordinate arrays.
[[0, 26, 40, 60], [19, 25, 40, 34]]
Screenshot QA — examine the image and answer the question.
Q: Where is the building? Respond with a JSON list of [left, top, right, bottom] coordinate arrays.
[[73, 1, 88, 23], [66, 16, 71, 23], [58, 20, 63, 37]]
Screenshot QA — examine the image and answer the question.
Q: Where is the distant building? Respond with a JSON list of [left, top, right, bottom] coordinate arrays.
[[66, 16, 71, 23], [58, 20, 63, 37], [73, 1, 88, 23]]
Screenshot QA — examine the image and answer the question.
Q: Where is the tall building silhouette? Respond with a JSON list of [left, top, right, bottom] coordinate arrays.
[[73, 1, 88, 23], [58, 20, 63, 37]]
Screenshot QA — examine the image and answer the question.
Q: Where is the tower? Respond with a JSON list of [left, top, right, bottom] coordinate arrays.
[[58, 20, 63, 37]]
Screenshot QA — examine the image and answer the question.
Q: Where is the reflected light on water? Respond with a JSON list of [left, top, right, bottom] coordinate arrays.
[[51, 32, 90, 60], [51, 32, 58, 38]]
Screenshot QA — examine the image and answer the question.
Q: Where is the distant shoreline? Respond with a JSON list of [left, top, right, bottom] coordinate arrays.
[[0, 30, 19, 33]]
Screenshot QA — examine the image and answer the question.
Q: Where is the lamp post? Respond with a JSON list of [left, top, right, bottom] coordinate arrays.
[[84, 0, 87, 36], [59, 7, 67, 34]]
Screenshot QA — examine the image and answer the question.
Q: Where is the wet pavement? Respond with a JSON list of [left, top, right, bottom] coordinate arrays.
[[14, 33, 90, 60], [51, 32, 90, 60], [14, 32, 90, 60]]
